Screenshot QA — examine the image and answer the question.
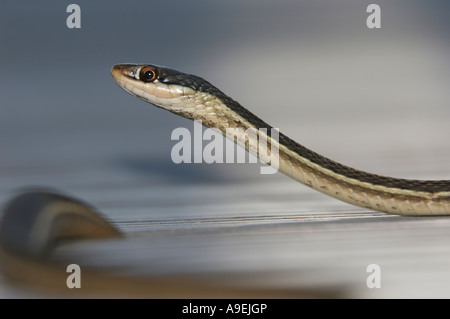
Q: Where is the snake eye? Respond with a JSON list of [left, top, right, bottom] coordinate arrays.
[[139, 66, 158, 82]]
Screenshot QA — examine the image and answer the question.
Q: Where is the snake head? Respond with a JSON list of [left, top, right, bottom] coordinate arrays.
[[111, 64, 204, 112]]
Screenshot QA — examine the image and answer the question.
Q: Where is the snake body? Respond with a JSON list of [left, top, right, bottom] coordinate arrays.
[[0, 63, 449, 295]]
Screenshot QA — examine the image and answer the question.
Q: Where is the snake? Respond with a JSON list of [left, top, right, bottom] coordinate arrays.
[[0, 63, 449, 295], [108, 64, 450, 216]]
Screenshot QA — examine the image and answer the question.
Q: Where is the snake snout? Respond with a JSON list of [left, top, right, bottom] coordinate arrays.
[[111, 64, 140, 81]]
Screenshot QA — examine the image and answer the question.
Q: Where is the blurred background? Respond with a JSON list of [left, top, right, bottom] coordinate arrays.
[[0, 1, 449, 298]]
